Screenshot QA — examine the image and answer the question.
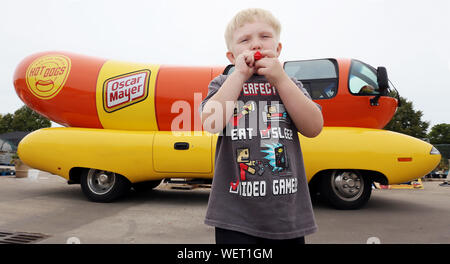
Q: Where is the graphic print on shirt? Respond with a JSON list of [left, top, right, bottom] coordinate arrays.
[[260, 142, 291, 176], [259, 102, 293, 178], [229, 144, 296, 197], [229, 146, 267, 197], [237, 147, 256, 181], [231, 101, 256, 126], [242, 82, 277, 96], [259, 103, 293, 140], [229, 146, 277, 191], [226, 82, 299, 197], [262, 104, 290, 124]]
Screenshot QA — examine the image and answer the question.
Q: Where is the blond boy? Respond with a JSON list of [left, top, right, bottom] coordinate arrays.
[[199, 8, 323, 244]]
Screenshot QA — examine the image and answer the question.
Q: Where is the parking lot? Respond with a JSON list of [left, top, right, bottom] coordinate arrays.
[[0, 171, 448, 244]]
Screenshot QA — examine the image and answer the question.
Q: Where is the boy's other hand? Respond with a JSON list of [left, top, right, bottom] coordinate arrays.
[[254, 50, 286, 85]]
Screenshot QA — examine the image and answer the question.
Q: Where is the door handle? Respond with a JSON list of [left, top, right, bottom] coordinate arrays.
[[174, 142, 189, 150]]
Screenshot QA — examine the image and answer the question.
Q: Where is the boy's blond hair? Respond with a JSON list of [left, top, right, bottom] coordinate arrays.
[[225, 8, 281, 51]]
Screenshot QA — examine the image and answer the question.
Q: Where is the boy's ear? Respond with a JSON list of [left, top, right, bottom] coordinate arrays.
[[276, 42, 282, 57], [226, 51, 236, 64]]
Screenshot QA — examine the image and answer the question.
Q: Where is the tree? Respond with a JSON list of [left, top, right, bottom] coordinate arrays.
[[0, 113, 14, 133], [428, 123, 450, 144], [428, 123, 450, 170], [383, 96, 429, 139], [0, 105, 51, 133]]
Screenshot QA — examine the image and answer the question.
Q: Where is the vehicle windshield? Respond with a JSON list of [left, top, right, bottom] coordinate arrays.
[[348, 60, 380, 95], [284, 59, 338, 100]]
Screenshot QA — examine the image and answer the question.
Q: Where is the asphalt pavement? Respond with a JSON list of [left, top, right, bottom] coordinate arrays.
[[0, 171, 448, 244]]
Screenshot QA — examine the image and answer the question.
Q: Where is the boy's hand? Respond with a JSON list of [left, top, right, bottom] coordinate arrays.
[[234, 51, 257, 80], [254, 50, 287, 86]]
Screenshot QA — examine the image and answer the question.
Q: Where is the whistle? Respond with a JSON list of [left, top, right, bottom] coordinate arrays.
[[254, 51, 263, 61]]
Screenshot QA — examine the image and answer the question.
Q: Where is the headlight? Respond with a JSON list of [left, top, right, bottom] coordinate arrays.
[[430, 146, 440, 155]]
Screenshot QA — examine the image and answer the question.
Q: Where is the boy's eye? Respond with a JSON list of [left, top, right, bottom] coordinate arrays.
[[240, 39, 248, 43]]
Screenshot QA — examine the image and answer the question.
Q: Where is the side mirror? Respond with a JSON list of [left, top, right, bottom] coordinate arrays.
[[373, 66, 401, 107], [370, 66, 389, 106], [377, 66, 389, 95]]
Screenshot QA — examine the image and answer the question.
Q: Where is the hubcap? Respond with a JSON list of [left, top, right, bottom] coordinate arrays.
[[331, 171, 364, 202], [87, 169, 116, 195]]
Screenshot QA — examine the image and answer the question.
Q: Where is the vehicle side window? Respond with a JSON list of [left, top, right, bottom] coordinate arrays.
[[284, 59, 338, 100], [349, 60, 380, 95]]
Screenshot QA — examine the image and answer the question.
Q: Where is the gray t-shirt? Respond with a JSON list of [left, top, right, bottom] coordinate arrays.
[[199, 74, 319, 239]]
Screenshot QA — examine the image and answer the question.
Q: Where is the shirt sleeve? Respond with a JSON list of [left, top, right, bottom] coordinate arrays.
[[198, 74, 228, 116], [291, 77, 322, 111]]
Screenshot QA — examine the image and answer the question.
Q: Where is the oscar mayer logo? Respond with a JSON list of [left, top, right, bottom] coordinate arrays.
[[103, 69, 150, 113], [25, 54, 71, 100]]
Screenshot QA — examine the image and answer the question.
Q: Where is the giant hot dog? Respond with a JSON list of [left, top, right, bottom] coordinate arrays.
[[14, 51, 225, 131], [14, 51, 398, 130]]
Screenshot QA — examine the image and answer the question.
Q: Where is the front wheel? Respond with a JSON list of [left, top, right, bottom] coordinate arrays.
[[320, 170, 372, 210], [80, 169, 131, 203]]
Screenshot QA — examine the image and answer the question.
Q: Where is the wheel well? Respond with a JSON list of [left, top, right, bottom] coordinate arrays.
[[358, 169, 388, 185], [310, 169, 388, 187], [69, 167, 133, 185], [69, 167, 85, 184]]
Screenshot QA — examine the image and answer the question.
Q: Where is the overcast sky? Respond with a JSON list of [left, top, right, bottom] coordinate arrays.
[[0, 0, 449, 129]]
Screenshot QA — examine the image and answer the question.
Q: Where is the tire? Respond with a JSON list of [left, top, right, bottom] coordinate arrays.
[[80, 168, 131, 203], [320, 170, 372, 210], [132, 180, 161, 192]]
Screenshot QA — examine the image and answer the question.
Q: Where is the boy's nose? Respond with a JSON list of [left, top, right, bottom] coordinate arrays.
[[250, 40, 262, 50]]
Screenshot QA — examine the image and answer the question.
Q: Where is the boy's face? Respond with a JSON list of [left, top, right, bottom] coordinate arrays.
[[227, 21, 282, 64]]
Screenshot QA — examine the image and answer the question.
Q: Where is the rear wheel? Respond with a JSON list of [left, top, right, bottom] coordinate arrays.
[[80, 169, 131, 203], [320, 170, 372, 210]]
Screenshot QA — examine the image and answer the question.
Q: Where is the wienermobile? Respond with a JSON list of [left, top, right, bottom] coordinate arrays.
[[14, 51, 440, 209]]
